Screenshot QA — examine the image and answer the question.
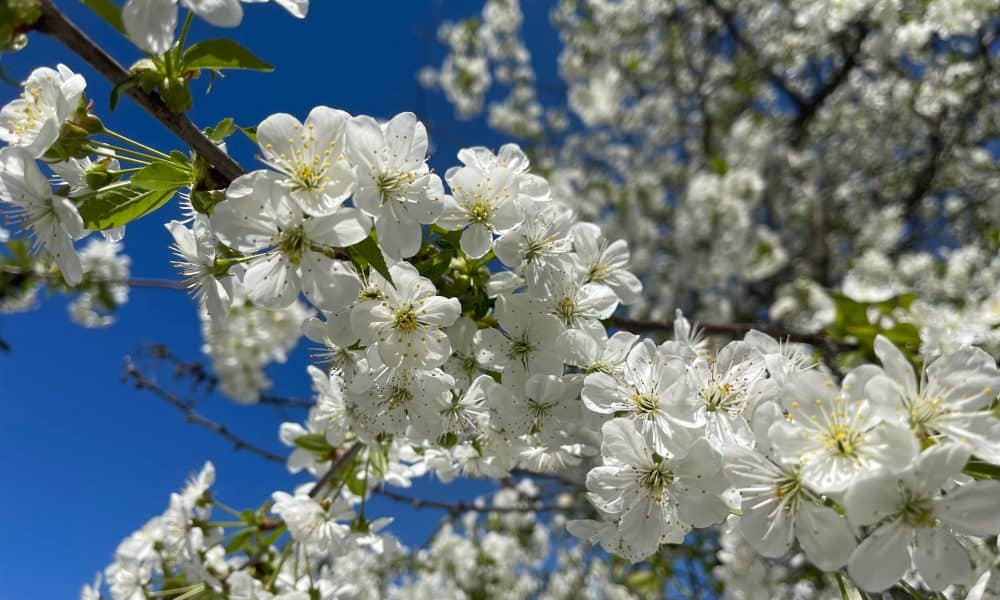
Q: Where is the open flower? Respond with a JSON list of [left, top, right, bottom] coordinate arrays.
[[0, 147, 86, 285], [0, 65, 86, 158], [439, 162, 522, 258], [255, 106, 355, 216], [845, 444, 1000, 592], [582, 339, 701, 455], [350, 262, 461, 369], [211, 170, 368, 310], [346, 112, 444, 260], [570, 418, 730, 561], [768, 368, 919, 493], [868, 334, 1000, 463], [725, 445, 856, 571]]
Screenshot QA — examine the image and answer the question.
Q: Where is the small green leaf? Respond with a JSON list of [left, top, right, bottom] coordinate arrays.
[[82, 0, 126, 35], [109, 77, 138, 111], [78, 185, 176, 230], [240, 125, 258, 145], [224, 529, 254, 553], [346, 471, 367, 496], [182, 39, 274, 72], [370, 446, 389, 479], [346, 235, 392, 285], [206, 117, 237, 143], [131, 162, 191, 191], [190, 190, 225, 215], [293, 433, 333, 454], [964, 458, 1000, 480], [414, 247, 454, 280]]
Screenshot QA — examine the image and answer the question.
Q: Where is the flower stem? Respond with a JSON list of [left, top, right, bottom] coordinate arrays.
[[100, 131, 172, 160]]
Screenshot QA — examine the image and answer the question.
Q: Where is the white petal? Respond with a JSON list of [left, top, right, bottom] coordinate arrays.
[[123, 0, 178, 55], [847, 520, 912, 593], [912, 527, 972, 591]]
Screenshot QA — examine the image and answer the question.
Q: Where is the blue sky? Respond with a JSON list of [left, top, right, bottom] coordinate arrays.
[[0, 2, 561, 597]]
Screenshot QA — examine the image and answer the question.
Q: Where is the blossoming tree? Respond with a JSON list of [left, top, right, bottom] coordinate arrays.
[[2, 0, 1000, 598]]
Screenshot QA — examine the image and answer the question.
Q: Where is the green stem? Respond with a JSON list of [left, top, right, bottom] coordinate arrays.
[[212, 499, 245, 519], [834, 572, 850, 600], [266, 543, 292, 591], [204, 520, 244, 528], [100, 130, 172, 160], [91, 140, 165, 163], [359, 456, 371, 521], [176, 11, 194, 51]]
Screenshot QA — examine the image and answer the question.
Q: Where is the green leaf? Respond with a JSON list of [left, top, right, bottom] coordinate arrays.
[[109, 77, 138, 111], [345, 235, 393, 285], [131, 161, 191, 191], [346, 471, 367, 496], [414, 247, 454, 280], [78, 185, 176, 230], [82, 0, 126, 35], [224, 529, 254, 553], [182, 39, 274, 72], [292, 433, 333, 454], [205, 117, 237, 143], [190, 190, 225, 215], [964, 458, 1000, 480], [240, 125, 258, 145], [370, 446, 389, 479]]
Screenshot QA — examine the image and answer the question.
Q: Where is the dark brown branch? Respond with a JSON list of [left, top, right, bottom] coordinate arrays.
[[373, 486, 569, 516], [702, 0, 807, 110], [34, 0, 245, 184], [142, 343, 313, 408], [789, 22, 870, 146], [613, 315, 836, 347], [123, 357, 287, 464]]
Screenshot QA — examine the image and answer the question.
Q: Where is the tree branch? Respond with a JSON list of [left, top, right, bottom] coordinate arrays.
[[142, 343, 313, 409], [123, 357, 287, 464], [373, 486, 569, 516], [702, 0, 807, 110], [308, 442, 363, 498], [34, 0, 245, 184], [789, 22, 870, 146]]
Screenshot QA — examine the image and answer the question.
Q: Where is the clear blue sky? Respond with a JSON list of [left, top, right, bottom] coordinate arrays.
[[0, 2, 561, 597]]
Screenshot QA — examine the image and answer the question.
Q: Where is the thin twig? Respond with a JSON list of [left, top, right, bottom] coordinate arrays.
[[123, 357, 287, 464], [612, 315, 836, 347], [34, 0, 245, 183], [308, 442, 363, 498], [142, 343, 313, 408], [373, 486, 569, 516]]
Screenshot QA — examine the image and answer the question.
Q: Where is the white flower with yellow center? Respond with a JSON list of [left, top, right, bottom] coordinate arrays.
[[582, 339, 701, 455], [570, 222, 642, 305], [350, 262, 461, 369], [868, 334, 1000, 463], [346, 112, 444, 260], [724, 444, 856, 571], [0, 65, 85, 159], [271, 491, 353, 554], [687, 340, 768, 449], [255, 106, 355, 217], [439, 163, 522, 258], [569, 418, 729, 562], [0, 147, 86, 285], [211, 170, 369, 310], [768, 369, 919, 493], [846, 444, 1000, 593]]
